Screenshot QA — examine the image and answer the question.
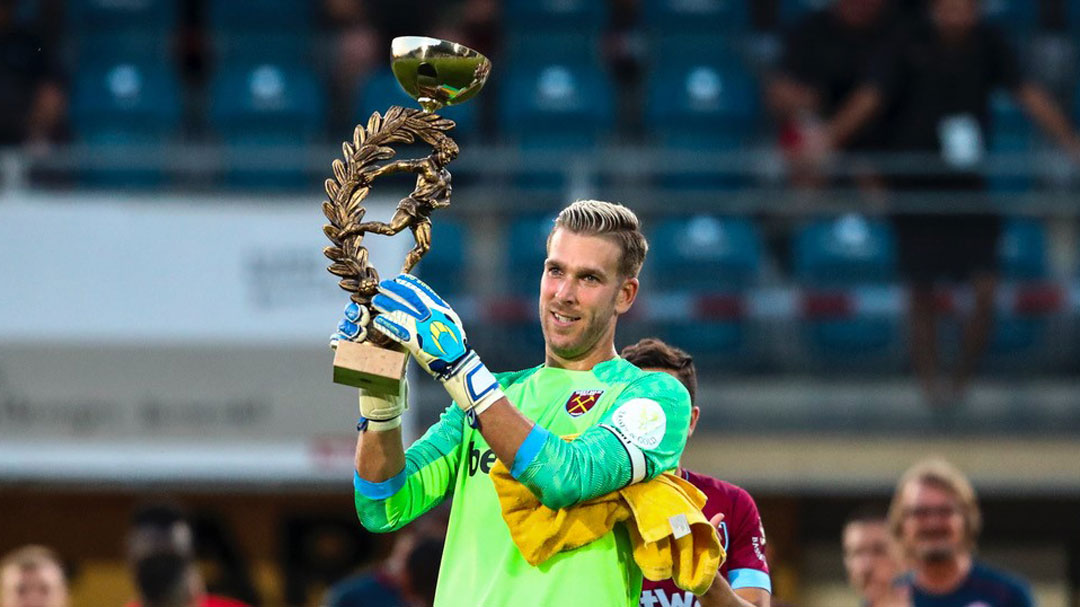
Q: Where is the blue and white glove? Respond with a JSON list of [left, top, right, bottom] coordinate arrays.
[[371, 274, 504, 419], [329, 302, 406, 431], [329, 301, 370, 350]]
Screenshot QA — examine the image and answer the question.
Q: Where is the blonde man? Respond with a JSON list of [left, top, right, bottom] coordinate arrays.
[[333, 200, 693, 606], [0, 545, 69, 607], [887, 457, 1032, 607]]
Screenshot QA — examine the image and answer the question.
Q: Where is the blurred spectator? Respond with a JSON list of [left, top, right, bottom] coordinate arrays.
[[827, 0, 1080, 405], [323, 529, 445, 607], [768, 0, 902, 190], [134, 553, 204, 607], [0, 0, 64, 150], [126, 503, 250, 607], [842, 505, 904, 607], [0, 545, 69, 607], [887, 457, 1033, 607]]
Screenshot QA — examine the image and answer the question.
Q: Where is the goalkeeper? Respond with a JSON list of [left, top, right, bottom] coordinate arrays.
[[332, 200, 693, 606]]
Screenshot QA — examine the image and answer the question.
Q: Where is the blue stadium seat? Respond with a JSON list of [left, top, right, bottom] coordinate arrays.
[[67, 0, 175, 33], [988, 218, 1051, 357], [651, 215, 761, 291], [981, 0, 1040, 34], [793, 215, 901, 364], [641, 0, 750, 35], [988, 92, 1035, 193], [504, 0, 607, 31], [355, 69, 479, 142], [506, 214, 558, 295], [414, 220, 467, 297], [645, 55, 759, 189], [499, 63, 614, 149], [208, 1, 313, 61], [209, 62, 325, 188], [650, 215, 763, 367], [777, 0, 832, 26], [71, 62, 181, 186], [68, 0, 176, 67], [498, 63, 614, 189]]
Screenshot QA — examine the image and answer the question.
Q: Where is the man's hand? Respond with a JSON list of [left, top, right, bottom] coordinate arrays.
[[371, 274, 504, 418], [329, 301, 370, 349], [357, 377, 408, 431]]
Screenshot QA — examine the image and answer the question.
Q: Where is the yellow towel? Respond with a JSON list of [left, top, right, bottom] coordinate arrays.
[[491, 458, 724, 596]]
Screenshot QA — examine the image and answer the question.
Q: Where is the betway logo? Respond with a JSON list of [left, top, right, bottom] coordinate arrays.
[[467, 440, 497, 476], [640, 589, 699, 607]]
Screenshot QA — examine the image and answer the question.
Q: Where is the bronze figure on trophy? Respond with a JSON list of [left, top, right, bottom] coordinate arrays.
[[321, 36, 490, 392]]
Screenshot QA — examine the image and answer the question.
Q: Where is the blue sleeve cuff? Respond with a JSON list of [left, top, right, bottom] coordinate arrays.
[[511, 424, 551, 479], [728, 568, 772, 592], [353, 469, 407, 499]]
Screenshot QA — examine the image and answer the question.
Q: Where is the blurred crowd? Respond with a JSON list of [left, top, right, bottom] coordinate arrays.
[[1, 458, 1032, 607]]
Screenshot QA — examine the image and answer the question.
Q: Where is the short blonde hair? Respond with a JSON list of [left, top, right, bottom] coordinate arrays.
[[887, 457, 982, 550], [549, 200, 648, 278], [0, 545, 66, 577]]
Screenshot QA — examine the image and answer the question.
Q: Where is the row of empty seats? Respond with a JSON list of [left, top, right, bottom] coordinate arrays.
[[416, 214, 1072, 372]]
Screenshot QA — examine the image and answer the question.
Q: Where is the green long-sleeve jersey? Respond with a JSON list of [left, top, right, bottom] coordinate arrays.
[[353, 356, 692, 607]]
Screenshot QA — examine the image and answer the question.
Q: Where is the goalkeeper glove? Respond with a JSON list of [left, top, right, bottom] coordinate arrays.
[[371, 274, 503, 420]]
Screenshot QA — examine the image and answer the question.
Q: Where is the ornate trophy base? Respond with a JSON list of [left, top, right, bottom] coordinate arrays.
[[333, 340, 409, 393]]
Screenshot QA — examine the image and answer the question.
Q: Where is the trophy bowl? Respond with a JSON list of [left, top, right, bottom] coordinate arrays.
[[390, 36, 491, 112]]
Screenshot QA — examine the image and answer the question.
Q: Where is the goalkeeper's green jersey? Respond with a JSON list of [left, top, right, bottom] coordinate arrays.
[[353, 356, 692, 607]]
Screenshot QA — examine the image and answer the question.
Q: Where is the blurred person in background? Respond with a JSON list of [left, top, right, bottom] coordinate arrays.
[[622, 338, 772, 607], [767, 0, 902, 190], [842, 505, 905, 607], [134, 553, 204, 607], [0, 0, 64, 151], [887, 457, 1032, 606], [324, 511, 447, 607], [826, 0, 1080, 406], [0, 545, 68, 607], [126, 503, 249, 607]]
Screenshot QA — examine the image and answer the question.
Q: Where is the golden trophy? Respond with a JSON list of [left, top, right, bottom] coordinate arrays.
[[323, 36, 491, 392]]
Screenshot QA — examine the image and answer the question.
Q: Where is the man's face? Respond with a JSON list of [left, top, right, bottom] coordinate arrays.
[[540, 229, 636, 364], [898, 481, 967, 563], [843, 521, 899, 600], [0, 564, 68, 607]]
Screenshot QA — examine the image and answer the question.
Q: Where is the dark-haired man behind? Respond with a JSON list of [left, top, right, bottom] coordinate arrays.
[[126, 503, 250, 607], [621, 338, 771, 607], [842, 506, 903, 606], [135, 553, 203, 607]]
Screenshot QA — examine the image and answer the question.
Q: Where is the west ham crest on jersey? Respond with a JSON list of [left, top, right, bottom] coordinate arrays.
[[565, 390, 604, 417]]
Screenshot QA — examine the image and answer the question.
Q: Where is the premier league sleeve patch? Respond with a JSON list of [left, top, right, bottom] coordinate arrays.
[[565, 389, 604, 418], [610, 398, 667, 450]]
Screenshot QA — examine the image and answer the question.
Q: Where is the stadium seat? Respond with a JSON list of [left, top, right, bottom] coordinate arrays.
[[506, 214, 558, 296], [71, 61, 182, 187], [68, 0, 176, 67], [650, 215, 763, 368], [792, 215, 901, 367], [640, 0, 750, 35], [414, 219, 467, 297], [504, 0, 607, 31], [981, 0, 1040, 34], [498, 63, 614, 190], [988, 92, 1035, 193], [208, 1, 313, 62], [67, 0, 175, 33], [209, 62, 325, 189], [777, 0, 833, 26], [986, 218, 1052, 358], [644, 54, 759, 189]]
